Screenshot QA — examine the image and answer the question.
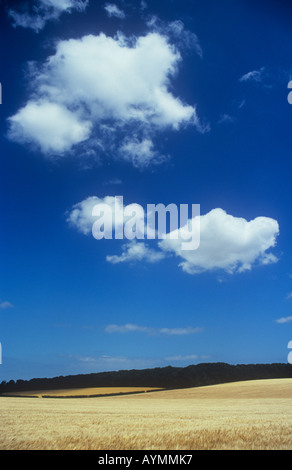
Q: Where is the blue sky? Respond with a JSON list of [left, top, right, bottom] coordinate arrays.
[[1, 0, 292, 381]]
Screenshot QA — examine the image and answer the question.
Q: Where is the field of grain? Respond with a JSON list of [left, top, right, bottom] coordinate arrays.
[[1, 379, 292, 450]]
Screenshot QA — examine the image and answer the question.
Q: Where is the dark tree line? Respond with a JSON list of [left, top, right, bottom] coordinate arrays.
[[1, 362, 292, 394]]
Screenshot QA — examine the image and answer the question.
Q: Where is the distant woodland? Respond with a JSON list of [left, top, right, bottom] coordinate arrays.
[[1, 363, 292, 394]]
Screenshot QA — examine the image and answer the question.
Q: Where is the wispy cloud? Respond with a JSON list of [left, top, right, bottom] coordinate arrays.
[[105, 323, 203, 335], [275, 316, 292, 324], [104, 3, 126, 19], [217, 113, 236, 125], [0, 301, 14, 310], [63, 353, 206, 373], [8, 0, 89, 32], [239, 67, 266, 84], [106, 241, 167, 264], [165, 354, 200, 362], [147, 16, 203, 58]]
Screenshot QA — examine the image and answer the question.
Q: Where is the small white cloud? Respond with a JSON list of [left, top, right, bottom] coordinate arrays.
[[275, 316, 292, 324], [164, 354, 199, 362], [218, 114, 236, 125], [119, 137, 168, 169], [0, 301, 14, 310], [104, 3, 126, 19], [66, 196, 119, 235], [105, 323, 203, 335], [8, 0, 88, 32], [239, 67, 265, 83], [106, 241, 166, 264], [8, 100, 92, 155]]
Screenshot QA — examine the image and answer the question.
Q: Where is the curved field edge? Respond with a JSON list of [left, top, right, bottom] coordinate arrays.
[[1, 379, 292, 450], [1, 386, 163, 398]]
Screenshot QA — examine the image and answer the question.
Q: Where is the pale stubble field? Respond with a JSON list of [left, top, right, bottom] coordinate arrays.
[[0, 379, 292, 450]]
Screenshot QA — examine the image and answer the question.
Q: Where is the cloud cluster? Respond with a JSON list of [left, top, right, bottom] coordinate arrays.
[[67, 196, 279, 275], [8, 31, 203, 168], [8, 0, 88, 32]]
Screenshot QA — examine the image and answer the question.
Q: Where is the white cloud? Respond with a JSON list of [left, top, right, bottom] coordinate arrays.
[[8, 31, 203, 166], [275, 316, 292, 324], [218, 114, 236, 125], [147, 16, 203, 58], [106, 241, 166, 264], [105, 323, 203, 335], [104, 3, 126, 19], [0, 301, 14, 310], [8, 100, 92, 154], [239, 67, 265, 83], [164, 354, 200, 362], [67, 198, 279, 275], [67, 196, 149, 241], [66, 196, 119, 235], [119, 137, 168, 169], [159, 208, 279, 274], [8, 0, 88, 32]]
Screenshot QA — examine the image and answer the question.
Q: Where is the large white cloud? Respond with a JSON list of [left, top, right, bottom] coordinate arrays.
[[8, 0, 88, 32], [67, 197, 279, 275], [159, 208, 279, 274], [8, 31, 204, 167]]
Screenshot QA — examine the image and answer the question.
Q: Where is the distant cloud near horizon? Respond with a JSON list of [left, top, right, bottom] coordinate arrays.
[[105, 324, 203, 335]]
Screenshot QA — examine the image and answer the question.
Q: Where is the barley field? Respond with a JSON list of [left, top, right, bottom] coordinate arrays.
[[1, 379, 292, 450]]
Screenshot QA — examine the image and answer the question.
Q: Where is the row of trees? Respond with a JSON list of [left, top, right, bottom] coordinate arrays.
[[1, 362, 292, 394]]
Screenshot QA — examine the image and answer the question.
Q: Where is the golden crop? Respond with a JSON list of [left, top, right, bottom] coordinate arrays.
[[1, 379, 292, 450]]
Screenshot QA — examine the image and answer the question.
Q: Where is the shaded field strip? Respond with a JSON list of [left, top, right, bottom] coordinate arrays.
[[0, 388, 165, 399]]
